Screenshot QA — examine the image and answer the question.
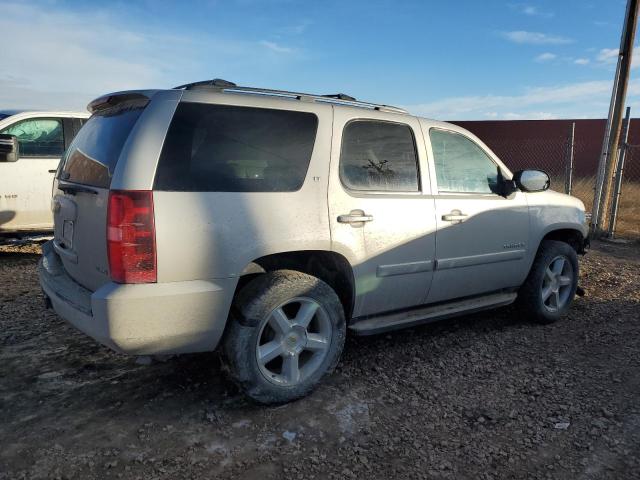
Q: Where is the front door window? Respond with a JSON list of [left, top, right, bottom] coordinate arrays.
[[430, 129, 499, 194]]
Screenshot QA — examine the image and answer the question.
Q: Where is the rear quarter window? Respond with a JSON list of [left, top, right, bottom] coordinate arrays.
[[154, 103, 318, 192]]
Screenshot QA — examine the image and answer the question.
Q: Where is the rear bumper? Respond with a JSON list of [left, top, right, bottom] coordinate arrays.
[[38, 241, 236, 355]]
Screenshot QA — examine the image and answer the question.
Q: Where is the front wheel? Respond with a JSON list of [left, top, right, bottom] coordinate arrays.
[[222, 270, 346, 404], [518, 240, 579, 324]]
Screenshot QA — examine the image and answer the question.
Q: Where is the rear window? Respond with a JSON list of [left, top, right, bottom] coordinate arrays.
[[154, 103, 318, 192], [59, 101, 145, 188]]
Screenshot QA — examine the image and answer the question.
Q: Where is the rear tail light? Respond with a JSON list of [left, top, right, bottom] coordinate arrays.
[[107, 190, 156, 283]]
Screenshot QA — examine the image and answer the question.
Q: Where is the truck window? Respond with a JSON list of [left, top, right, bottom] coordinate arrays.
[[0, 118, 64, 157]]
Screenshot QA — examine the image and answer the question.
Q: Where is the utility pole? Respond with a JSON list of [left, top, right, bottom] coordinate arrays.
[[591, 0, 639, 236], [607, 106, 631, 238], [565, 122, 575, 195]]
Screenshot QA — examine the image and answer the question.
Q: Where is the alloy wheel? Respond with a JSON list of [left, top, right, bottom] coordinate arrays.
[[541, 255, 574, 313], [255, 297, 332, 386]]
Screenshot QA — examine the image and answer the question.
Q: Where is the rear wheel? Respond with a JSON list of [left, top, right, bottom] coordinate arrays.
[[518, 240, 579, 324], [222, 270, 346, 404]]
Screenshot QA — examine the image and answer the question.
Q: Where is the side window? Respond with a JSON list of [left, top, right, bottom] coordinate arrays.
[[155, 103, 318, 192], [0, 118, 65, 157], [430, 129, 499, 194], [340, 120, 419, 192], [72, 118, 85, 136]]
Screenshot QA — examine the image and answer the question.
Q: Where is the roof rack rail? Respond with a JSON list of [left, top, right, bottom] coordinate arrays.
[[174, 79, 237, 90], [323, 93, 357, 102], [172, 79, 408, 114]]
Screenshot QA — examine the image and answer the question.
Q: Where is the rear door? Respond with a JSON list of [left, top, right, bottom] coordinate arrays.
[[53, 98, 149, 291], [0, 116, 65, 231], [423, 125, 529, 304], [329, 110, 437, 317]]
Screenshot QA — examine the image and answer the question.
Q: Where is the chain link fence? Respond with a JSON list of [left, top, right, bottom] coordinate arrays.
[[612, 144, 640, 239], [455, 119, 639, 241]]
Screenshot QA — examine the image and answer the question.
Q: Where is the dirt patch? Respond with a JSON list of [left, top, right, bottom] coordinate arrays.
[[1, 241, 639, 479]]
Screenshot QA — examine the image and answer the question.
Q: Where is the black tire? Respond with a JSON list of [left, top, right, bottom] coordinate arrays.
[[221, 270, 346, 404], [518, 240, 579, 324]]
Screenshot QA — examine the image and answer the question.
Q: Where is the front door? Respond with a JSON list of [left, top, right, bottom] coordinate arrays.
[[329, 110, 437, 318], [0, 117, 66, 232], [424, 126, 530, 304]]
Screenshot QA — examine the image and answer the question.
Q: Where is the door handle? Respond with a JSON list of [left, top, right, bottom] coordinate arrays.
[[48, 169, 57, 173], [337, 210, 374, 224], [442, 210, 468, 223]]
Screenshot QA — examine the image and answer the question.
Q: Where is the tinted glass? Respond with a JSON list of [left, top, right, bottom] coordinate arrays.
[[430, 129, 499, 194], [59, 102, 144, 188], [71, 118, 85, 137], [340, 120, 419, 192], [0, 118, 64, 157], [154, 103, 318, 192]]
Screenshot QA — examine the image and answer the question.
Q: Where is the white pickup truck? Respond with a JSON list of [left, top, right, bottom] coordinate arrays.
[[0, 110, 90, 240]]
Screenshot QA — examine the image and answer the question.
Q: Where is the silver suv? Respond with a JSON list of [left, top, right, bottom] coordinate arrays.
[[39, 80, 589, 403]]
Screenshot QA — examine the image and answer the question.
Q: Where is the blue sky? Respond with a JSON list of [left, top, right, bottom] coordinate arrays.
[[0, 0, 635, 119]]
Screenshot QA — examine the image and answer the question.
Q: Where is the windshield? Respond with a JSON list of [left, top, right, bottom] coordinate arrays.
[[59, 101, 145, 188]]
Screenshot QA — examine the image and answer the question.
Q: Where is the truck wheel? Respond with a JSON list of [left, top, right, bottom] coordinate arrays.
[[222, 270, 346, 404], [518, 240, 579, 324]]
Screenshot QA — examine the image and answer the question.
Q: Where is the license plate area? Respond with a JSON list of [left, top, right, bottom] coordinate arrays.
[[53, 194, 78, 250]]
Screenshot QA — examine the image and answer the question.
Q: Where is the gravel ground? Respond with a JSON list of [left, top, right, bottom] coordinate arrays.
[[0, 240, 639, 480]]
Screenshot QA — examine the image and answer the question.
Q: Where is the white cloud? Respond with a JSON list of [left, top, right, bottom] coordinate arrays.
[[0, 4, 163, 102], [509, 3, 555, 18], [574, 58, 590, 65], [0, 2, 303, 110], [593, 47, 640, 69], [402, 80, 640, 120], [503, 111, 558, 120], [535, 52, 557, 62], [501, 31, 574, 45], [279, 21, 312, 35], [596, 48, 619, 64], [260, 40, 295, 54]]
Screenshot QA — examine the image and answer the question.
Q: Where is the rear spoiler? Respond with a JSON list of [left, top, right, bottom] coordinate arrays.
[[87, 90, 157, 114]]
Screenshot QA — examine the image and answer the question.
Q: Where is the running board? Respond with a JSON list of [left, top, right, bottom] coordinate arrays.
[[349, 292, 517, 336]]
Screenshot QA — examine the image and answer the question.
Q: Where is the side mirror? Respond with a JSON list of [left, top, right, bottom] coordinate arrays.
[[495, 168, 517, 196], [513, 169, 550, 192], [0, 134, 19, 162]]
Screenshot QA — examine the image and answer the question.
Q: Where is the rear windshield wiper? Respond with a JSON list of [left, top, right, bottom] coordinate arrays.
[[57, 182, 99, 196]]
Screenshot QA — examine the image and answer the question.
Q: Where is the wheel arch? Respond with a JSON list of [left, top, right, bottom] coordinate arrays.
[[521, 227, 587, 284], [236, 250, 356, 319], [539, 228, 588, 254]]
